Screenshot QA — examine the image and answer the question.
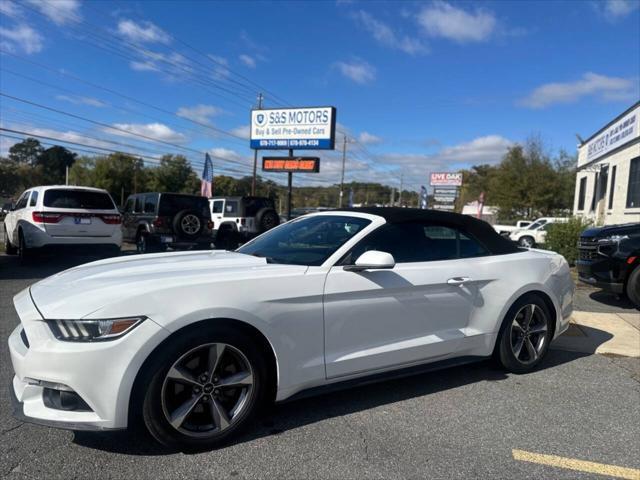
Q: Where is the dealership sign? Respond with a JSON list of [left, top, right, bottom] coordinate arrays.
[[430, 172, 463, 187], [580, 104, 639, 167], [251, 107, 336, 150], [263, 157, 320, 173]]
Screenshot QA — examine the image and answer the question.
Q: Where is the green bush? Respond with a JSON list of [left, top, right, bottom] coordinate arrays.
[[545, 217, 592, 265]]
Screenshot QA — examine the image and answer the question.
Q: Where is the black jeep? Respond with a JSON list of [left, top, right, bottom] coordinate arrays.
[[122, 192, 213, 253]]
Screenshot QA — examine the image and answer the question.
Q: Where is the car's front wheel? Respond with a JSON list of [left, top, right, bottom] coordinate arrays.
[[141, 326, 266, 450], [518, 236, 535, 248], [4, 225, 17, 255], [496, 294, 553, 373], [626, 266, 640, 308]]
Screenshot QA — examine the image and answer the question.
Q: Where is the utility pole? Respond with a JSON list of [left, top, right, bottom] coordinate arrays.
[[398, 174, 403, 207], [65, 165, 69, 186], [339, 135, 347, 208], [251, 92, 264, 196]]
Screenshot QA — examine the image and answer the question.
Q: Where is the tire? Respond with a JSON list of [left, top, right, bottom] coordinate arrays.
[[518, 236, 535, 248], [18, 230, 32, 263], [255, 208, 279, 233], [136, 231, 149, 254], [495, 293, 553, 374], [4, 225, 17, 255], [215, 225, 239, 250], [140, 325, 267, 450], [626, 266, 640, 308], [173, 210, 203, 240]]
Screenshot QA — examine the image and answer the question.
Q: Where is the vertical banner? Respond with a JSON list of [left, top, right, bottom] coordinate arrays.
[[200, 153, 213, 198], [420, 186, 428, 209]]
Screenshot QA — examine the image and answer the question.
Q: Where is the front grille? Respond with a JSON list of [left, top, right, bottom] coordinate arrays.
[[578, 237, 598, 261], [20, 328, 29, 348]]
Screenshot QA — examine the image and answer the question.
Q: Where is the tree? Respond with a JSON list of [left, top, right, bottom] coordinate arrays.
[[68, 156, 96, 186], [8, 138, 43, 165], [0, 158, 43, 197], [148, 155, 200, 194], [36, 146, 77, 185], [92, 153, 147, 206]]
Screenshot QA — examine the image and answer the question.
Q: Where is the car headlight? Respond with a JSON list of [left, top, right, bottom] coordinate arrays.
[[46, 316, 146, 342], [597, 235, 629, 244]]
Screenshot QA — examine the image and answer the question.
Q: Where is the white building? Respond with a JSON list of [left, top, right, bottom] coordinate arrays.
[[573, 101, 640, 226]]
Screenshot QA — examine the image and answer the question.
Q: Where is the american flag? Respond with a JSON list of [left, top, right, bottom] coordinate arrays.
[[201, 153, 213, 198]]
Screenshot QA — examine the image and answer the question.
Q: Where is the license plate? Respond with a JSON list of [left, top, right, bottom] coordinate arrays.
[[74, 217, 91, 225], [160, 235, 174, 243]]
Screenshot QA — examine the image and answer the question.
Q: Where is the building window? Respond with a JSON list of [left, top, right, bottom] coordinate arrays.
[[608, 166, 616, 210], [590, 172, 599, 212], [577, 177, 587, 211], [627, 157, 640, 208]]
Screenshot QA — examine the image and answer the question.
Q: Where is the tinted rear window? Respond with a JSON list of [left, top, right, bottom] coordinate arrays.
[[43, 189, 115, 210], [159, 194, 210, 217]]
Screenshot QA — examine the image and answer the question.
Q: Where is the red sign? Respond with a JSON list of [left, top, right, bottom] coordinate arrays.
[[262, 157, 320, 173], [429, 172, 463, 187]]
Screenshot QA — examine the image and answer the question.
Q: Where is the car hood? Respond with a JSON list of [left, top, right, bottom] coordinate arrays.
[[581, 223, 640, 238], [29, 250, 300, 319]]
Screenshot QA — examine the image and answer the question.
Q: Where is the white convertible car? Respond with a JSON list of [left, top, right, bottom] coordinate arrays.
[[9, 208, 574, 449]]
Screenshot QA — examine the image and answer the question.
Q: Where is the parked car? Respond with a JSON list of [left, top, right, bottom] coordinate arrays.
[[577, 222, 640, 307], [122, 192, 213, 253], [9, 208, 574, 449], [209, 196, 279, 249], [493, 220, 532, 236], [509, 217, 568, 248], [3, 186, 122, 260]]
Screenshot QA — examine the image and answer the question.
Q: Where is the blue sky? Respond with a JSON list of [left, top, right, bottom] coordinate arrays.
[[0, 0, 639, 190]]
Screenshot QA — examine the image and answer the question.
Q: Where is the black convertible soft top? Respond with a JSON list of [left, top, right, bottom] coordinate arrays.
[[339, 207, 520, 255]]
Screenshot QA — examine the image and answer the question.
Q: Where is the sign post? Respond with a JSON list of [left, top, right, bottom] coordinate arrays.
[[251, 106, 336, 220]]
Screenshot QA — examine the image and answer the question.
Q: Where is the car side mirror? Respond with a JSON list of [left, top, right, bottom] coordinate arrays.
[[344, 250, 395, 272]]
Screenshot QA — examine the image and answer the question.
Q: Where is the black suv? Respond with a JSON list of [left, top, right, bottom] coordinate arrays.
[[122, 192, 213, 253], [577, 222, 640, 307]]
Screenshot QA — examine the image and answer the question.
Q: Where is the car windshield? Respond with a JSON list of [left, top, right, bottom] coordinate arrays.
[[43, 189, 115, 210], [237, 215, 371, 266], [527, 220, 546, 230]]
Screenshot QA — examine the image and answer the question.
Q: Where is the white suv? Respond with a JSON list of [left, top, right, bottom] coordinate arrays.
[[509, 217, 568, 248], [3, 186, 122, 259]]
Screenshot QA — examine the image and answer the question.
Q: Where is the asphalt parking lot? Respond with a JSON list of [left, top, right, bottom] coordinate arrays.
[[1, 253, 639, 479]]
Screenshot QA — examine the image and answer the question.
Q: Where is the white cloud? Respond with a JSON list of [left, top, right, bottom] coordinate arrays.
[[239, 54, 256, 68], [55, 95, 107, 108], [209, 147, 246, 164], [25, 0, 81, 25], [0, 1, 21, 18], [353, 10, 428, 55], [176, 104, 223, 125], [599, 0, 639, 20], [417, 1, 496, 43], [334, 59, 376, 84], [117, 19, 171, 44], [519, 72, 638, 108], [127, 50, 192, 78], [208, 54, 230, 79], [230, 125, 250, 139], [358, 131, 383, 145], [109, 123, 187, 143], [130, 59, 159, 72], [0, 24, 43, 54]]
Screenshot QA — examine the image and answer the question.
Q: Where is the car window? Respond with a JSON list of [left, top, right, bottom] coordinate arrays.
[[224, 200, 239, 216], [134, 196, 143, 213], [211, 200, 223, 214], [144, 194, 157, 214], [527, 219, 546, 230], [43, 189, 115, 210], [158, 194, 210, 218], [29, 190, 38, 207], [341, 222, 488, 264], [124, 197, 134, 213], [237, 215, 371, 266], [15, 192, 29, 210]]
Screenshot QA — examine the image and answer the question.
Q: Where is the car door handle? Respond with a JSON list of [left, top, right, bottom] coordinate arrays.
[[447, 277, 471, 286]]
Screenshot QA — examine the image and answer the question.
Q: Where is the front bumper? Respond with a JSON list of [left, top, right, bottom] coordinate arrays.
[[576, 260, 625, 294], [8, 290, 170, 430]]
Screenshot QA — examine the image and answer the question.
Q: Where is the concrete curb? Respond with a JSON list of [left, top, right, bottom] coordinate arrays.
[[552, 311, 640, 358]]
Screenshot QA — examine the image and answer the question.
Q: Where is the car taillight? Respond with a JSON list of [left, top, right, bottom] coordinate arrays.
[[32, 212, 63, 223], [99, 214, 122, 225], [152, 218, 164, 228]]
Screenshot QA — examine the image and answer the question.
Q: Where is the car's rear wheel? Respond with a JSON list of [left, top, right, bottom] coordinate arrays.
[[518, 236, 535, 248], [496, 294, 552, 373], [625, 266, 640, 308], [4, 225, 17, 255], [18, 230, 31, 262], [141, 326, 266, 450]]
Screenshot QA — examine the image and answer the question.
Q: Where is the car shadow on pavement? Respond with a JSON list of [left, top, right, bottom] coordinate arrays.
[[588, 291, 638, 311], [71, 349, 591, 456]]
